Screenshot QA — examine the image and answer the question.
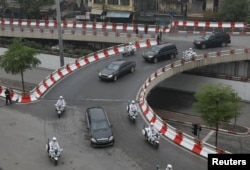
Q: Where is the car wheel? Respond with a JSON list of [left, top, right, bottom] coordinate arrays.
[[201, 44, 206, 49], [130, 66, 135, 73], [221, 42, 226, 47], [113, 75, 118, 81], [153, 57, 158, 63]]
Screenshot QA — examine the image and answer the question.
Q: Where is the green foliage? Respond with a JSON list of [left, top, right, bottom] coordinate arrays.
[[193, 83, 242, 127], [0, 38, 41, 75], [203, 9, 218, 22], [17, 0, 54, 18], [217, 0, 250, 22]]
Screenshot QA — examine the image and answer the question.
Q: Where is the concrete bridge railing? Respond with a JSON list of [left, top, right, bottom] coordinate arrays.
[[138, 47, 250, 158]]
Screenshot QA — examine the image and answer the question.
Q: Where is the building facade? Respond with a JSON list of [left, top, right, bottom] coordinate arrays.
[[89, 0, 226, 24]]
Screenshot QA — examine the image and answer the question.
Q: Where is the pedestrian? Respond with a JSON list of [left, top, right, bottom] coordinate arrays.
[[5, 88, 12, 105], [157, 34, 160, 45], [159, 28, 162, 41], [144, 24, 148, 34], [135, 27, 139, 37]]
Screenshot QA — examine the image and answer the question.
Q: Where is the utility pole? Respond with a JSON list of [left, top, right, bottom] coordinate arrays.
[[56, 0, 64, 67]]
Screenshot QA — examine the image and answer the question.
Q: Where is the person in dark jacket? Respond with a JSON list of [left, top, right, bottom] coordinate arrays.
[[5, 88, 12, 105]]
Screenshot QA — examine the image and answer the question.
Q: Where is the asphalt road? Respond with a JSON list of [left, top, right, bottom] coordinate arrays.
[[0, 34, 249, 170]]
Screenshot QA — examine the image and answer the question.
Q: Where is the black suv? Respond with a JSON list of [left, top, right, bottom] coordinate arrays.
[[85, 107, 114, 147], [142, 43, 178, 63], [193, 32, 231, 49]]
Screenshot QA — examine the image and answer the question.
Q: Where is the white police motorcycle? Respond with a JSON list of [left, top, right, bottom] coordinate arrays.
[[46, 139, 63, 166], [156, 164, 173, 170], [142, 124, 161, 149], [122, 43, 135, 57], [55, 103, 66, 118], [126, 100, 138, 123], [182, 48, 197, 61]]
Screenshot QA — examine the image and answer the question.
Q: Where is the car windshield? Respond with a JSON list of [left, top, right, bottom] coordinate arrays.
[[150, 46, 161, 53], [91, 120, 109, 130], [202, 34, 212, 40], [107, 63, 120, 71]]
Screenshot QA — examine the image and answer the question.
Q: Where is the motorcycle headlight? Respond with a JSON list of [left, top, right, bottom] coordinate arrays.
[[109, 136, 114, 141]]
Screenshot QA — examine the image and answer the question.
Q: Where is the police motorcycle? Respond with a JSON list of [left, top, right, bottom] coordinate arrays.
[[156, 164, 173, 170], [142, 123, 161, 149], [126, 100, 139, 123], [182, 48, 197, 61], [55, 96, 66, 118], [46, 138, 63, 166], [122, 42, 135, 57]]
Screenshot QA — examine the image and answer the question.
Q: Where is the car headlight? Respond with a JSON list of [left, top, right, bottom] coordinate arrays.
[[91, 138, 97, 143], [148, 55, 153, 58], [98, 72, 102, 76], [108, 74, 113, 78], [109, 136, 114, 141], [196, 41, 201, 44]]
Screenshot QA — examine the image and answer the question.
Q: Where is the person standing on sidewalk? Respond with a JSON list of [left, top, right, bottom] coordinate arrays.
[[5, 88, 12, 105]]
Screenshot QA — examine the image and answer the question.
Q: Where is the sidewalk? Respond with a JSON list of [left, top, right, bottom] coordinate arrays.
[[0, 47, 74, 105], [155, 109, 249, 135]]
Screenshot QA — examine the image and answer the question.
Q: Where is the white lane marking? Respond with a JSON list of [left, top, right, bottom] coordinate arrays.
[[202, 130, 215, 143]]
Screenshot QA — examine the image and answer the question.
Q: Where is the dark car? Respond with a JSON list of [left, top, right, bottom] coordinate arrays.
[[85, 107, 114, 147], [193, 32, 231, 49], [98, 59, 136, 81], [142, 43, 178, 63]]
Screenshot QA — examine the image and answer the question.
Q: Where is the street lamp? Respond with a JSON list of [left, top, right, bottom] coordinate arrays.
[[231, 92, 238, 126], [56, 0, 64, 67], [215, 100, 219, 147], [155, 0, 159, 24]]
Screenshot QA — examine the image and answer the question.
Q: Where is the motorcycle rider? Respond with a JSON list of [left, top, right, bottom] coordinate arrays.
[[128, 100, 138, 117], [128, 42, 133, 54], [166, 164, 173, 170], [55, 96, 66, 112], [49, 137, 60, 156], [148, 122, 159, 141]]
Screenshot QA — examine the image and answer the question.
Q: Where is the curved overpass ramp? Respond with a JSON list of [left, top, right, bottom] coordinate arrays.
[[1, 38, 249, 158]]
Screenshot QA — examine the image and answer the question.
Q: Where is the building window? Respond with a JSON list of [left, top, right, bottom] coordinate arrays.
[[121, 0, 130, 5], [108, 0, 119, 5], [94, 0, 104, 4]]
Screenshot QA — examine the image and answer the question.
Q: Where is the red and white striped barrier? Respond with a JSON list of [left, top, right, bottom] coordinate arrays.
[[0, 19, 170, 33], [0, 39, 157, 103], [137, 48, 250, 158], [172, 21, 248, 28]]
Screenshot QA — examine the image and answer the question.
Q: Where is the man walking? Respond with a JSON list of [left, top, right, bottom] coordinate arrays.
[[5, 88, 12, 105]]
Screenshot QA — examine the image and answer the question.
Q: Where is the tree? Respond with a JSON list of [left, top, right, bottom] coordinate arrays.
[[0, 38, 41, 92], [193, 83, 242, 147], [16, 0, 54, 19], [217, 0, 250, 22]]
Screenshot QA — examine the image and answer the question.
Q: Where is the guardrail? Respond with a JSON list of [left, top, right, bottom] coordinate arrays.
[[1, 38, 250, 158], [138, 48, 250, 158]]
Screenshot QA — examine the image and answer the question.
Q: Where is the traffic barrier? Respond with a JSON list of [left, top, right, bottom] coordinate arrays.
[[123, 23, 127, 31]]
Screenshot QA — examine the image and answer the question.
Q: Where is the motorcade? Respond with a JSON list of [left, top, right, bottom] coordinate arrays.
[[193, 32, 231, 49], [142, 43, 178, 63], [85, 107, 114, 147], [98, 59, 136, 81]]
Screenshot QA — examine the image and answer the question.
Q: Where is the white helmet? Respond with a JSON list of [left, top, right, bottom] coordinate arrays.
[[189, 48, 192, 50], [60, 96, 63, 99], [131, 100, 135, 104], [129, 42, 132, 45], [167, 164, 172, 169], [52, 137, 57, 141]]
